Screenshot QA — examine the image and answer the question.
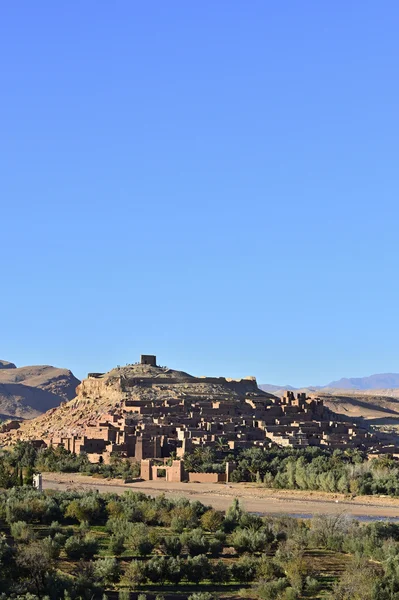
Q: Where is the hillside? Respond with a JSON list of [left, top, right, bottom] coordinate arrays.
[[3, 360, 276, 442], [260, 372, 399, 422], [0, 361, 80, 420], [259, 386, 399, 422]]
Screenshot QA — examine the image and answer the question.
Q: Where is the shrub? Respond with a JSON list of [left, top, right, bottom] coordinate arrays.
[[210, 560, 230, 583], [128, 523, 154, 556], [15, 539, 55, 596], [94, 557, 120, 585], [256, 556, 283, 581], [209, 538, 223, 556], [65, 495, 103, 524], [181, 528, 208, 556], [109, 534, 125, 555], [64, 535, 98, 560], [186, 555, 210, 583], [231, 555, 259, 583], [305, 576, 320, 594], [48, 521, 63, 537], [124, 560, 146, 586], [188, 593, 214, 600], [166, 557, 184, 584], [170, 516, 186, 533], [11, 521, 34, 542], [255, 578, 288, 600], [201, 509, 224, 532], [162, 536, 182, 557], [6, 495, 60, 524], [144, 556, 168, 584]]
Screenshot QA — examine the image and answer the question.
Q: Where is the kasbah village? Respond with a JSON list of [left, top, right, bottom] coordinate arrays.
[[2, 355, 399, 483]]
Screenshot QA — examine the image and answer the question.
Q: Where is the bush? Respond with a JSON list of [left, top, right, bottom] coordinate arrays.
[[188, 594, 214, 600], [48, 521, 63, 537], [181, 528, 208, 556], [209, 538, 223, 556], [230, 555, 259, 583], [305, 576, 320, 594], [15, 539, 55, 596], [11, 521, 34, 542], [186, 555, 210, 583], [256, 556, 283, 581], [94, 557, 120, 585], [109, 534, 125, 555], [128, 523, 154, 556], [170, 516, 186, 533], [162, 536, 182, 557], [210, 560, 230, 583], [144, 556, 168, 584], [65, 495, 103, 524], [201, 509, 224, 532], [64, 535, 98, 560], [255, 578, 288, 600], [166, 557, 184, 584], [124, 560, 146, 586], [6, 494, 60, 524]]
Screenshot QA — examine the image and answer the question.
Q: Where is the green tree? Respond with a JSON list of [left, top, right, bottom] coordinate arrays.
[[201, 509, 224, 532], [16, 539, 54, 595], [94, 557, 120, 586], [124, 560, 146, 587]]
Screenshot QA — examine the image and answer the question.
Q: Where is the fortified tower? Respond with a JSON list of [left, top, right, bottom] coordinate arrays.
[[140, 355, 157, 367]]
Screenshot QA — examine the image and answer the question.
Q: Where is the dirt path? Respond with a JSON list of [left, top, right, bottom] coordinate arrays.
[[42, 473, 399, 520]]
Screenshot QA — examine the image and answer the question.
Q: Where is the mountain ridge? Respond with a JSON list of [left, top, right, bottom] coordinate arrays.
[[0, 360, 80, 420], [260, 372, 399, 393]]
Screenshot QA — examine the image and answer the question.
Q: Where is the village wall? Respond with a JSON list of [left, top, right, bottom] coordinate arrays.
[[188, 472, 226, 483]]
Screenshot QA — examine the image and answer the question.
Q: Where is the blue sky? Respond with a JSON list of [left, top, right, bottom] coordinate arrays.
[[1, 2, 399, 385]]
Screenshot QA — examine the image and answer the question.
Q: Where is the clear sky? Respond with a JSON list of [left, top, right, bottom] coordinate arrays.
[[1, 2, 399, 385]]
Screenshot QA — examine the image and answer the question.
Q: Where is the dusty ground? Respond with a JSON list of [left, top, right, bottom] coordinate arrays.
[[42, 473, 399, 520]]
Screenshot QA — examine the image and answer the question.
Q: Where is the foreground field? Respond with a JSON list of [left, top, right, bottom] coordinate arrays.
[[0, 484, 386, 600], [43, 473, 399, 521]]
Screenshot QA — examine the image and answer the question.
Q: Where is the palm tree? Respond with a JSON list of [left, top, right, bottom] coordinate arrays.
[[215, 437, 228, 452]]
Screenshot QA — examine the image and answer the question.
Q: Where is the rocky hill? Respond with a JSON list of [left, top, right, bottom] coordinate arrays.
[[0, 360, 80, 420], [3, 360, 276, 442]]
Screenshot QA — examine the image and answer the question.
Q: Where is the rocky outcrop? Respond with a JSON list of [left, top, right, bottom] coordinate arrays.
[[0, 360, 16, 370]]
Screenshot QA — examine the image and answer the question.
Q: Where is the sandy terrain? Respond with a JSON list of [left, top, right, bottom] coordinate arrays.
[[42, 473, 399, 521]]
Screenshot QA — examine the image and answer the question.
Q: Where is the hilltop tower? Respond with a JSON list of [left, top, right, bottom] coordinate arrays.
[[140, 355, 157, 367]]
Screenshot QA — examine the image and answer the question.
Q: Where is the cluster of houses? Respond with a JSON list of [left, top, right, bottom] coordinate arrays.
[[39, 355, 375, 465]]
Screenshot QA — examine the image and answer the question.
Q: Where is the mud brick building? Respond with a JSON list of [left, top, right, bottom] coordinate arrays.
[[6, 355, 376, 462]]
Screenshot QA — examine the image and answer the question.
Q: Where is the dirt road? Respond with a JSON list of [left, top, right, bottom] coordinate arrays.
[[42, 473, 399, 521]]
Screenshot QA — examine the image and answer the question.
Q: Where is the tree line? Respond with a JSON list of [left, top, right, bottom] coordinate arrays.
[[184, 445, 399, 496]]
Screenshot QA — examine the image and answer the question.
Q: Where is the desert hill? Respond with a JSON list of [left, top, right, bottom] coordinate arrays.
[[0, 360, 17, 370], [260, 372, 399, 422], [0, 361, 80, 420], [4, 360, 276, 443]]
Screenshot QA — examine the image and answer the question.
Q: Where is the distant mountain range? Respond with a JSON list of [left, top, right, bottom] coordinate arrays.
[[0, 359, 80, 420], [260, 373, 399, 393]]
